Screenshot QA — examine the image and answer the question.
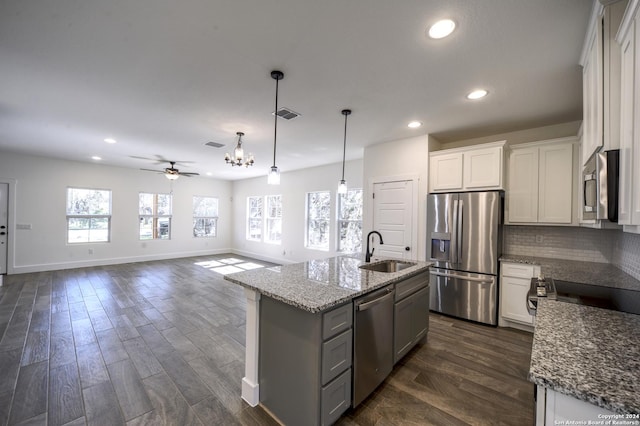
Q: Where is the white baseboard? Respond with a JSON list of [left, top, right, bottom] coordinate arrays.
[[9, 248, 233, 274], [230, 248, 295, 265]]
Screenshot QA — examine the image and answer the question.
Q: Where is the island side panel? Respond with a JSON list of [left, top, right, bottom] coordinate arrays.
[[260, 296, 322, 425], [242, 288, 261, 406]]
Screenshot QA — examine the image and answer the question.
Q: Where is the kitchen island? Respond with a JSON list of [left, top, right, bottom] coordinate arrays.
[[529, 299, 640, 423], [224, 255, 432, 425]]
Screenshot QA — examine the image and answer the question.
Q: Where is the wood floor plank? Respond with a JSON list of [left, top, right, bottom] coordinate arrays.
[[107, 359, 153, 421], [9, 360, 48, 424], [49, 362, 84, 426], [0, 348, 22, 394], [76, 342, 110, 389], [82, 380, 125, 426], [161, 327, 205, 361], [111, 314, 141, 341], [95, 328, 129, 365], [122, 336, 164, 379], [71, 318, 98, 346], [136, 323, 175, 357], [50, 328, 77, 368], [156, 350, 212, 405], [20, 329, 50, 366]]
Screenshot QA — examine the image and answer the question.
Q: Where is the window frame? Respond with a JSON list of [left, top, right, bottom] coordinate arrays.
[[305, 190, 331, 251], [337, 188, 363, 253], [139, 192, 173, 240], [264, 194, 282, 245], [66, 187, 112, 244], [192, 195, 219, 238], [246, 196, 263, 241]]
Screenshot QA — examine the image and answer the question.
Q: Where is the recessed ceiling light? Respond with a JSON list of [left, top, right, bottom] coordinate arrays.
[[104, 138, 117, 144], [467, 89, 488, 100], [91, 156, 102, 161], [408, 121, 423, 129], [428, 19, 456, 39], [206, 172, 213, 176]]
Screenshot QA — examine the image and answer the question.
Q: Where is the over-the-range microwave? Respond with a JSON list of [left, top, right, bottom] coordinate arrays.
[[582, 149, 619, 222]]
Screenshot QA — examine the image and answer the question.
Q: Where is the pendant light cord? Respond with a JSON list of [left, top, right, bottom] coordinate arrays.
[[341, 111, 348, 181], [272, 77, 279, 168]]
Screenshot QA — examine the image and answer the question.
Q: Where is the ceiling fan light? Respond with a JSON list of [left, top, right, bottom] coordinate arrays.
[[428, 19, 456, 39], [165, 173, 179, 180]]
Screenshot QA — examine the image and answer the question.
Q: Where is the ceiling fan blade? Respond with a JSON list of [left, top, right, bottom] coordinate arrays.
[[131, 155, 195, 166], [178, 172, 199, 176], [140, 168, 164, 173]]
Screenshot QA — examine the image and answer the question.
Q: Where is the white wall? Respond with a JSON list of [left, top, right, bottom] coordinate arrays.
[[0, 151, 232, 273], [362, 134, 429, 261], [231, 160, 363, 264]]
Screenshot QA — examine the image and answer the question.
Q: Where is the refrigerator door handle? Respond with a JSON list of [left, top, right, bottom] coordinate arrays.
[[430, 271, 494, 284], [451, 199, 458, 264], [457, 199, 463, 265]]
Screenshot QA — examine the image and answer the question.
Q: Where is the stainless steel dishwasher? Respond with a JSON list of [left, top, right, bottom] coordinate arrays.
[[352, 285, 394, 407]]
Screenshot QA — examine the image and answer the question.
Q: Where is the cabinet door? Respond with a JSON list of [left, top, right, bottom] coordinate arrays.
[[501, 276, 534, 325], [633, 14, 640, 225], [538, 143, 574, 224], [429, 152, 463, 192], [393, 295, 414, 363], [619, 25, 634, 225], [582, 23, 604, 166], [410, 286, 429, 343], [463, 146, 503, 190], [508, 147, 539, 223]]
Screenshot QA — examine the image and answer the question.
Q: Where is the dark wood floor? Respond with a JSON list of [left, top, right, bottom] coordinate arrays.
[[0, 255, 534, 426]]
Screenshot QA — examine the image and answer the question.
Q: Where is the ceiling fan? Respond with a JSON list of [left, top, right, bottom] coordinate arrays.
[[138, 158, 200, 180]]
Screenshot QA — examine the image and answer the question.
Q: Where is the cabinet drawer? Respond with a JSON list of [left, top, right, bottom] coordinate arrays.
[[322, 303, 352, 340], [395, 272, 428, 302], [501, 263, 538, 279], [321, 368, 351, 426], [321, 329, 352, 386]]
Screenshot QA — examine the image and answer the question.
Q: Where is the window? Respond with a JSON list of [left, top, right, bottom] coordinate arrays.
[[306, 191, 331, 250], [66, 187, 111, 243], [246, 196, 263, 241], [139, 193, 172, 240], [193, 196, 218, 237], [265, 195, 282, 244], [338, 189, 363, 253]]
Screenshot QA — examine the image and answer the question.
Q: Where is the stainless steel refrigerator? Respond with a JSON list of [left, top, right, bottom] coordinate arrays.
[[427, 191, 503, 325]]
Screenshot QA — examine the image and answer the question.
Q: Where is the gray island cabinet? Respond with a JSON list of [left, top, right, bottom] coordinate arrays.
[[224, 255, 432, 426]]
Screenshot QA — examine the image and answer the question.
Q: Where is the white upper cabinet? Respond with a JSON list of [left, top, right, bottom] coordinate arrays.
[[617, 0, 640, 232], [429, 141, 505, 193], [580, 0, 627, 166], [507, 137, 578, 225]]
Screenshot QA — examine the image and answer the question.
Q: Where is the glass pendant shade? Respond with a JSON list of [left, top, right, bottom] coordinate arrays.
[[338, 179, 347, 194], [268, 166, 280, 185], [165, 173, 179, 181]]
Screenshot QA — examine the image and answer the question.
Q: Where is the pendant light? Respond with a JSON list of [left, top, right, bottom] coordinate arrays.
[[338, 109, 351, 194], [268, 70, 284, 185]]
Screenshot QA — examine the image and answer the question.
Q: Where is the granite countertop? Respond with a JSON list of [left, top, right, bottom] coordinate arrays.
[[500, 255, 640, 291], [224, 255, 433, 313], [529, 299, 640, 414]]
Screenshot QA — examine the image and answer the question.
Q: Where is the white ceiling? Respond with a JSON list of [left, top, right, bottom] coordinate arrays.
[[0, 0, 592, 181]]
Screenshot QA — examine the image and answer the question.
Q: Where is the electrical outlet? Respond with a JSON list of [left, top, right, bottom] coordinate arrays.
[[535, 235, 544, 243], [88, 248, 94, 254]]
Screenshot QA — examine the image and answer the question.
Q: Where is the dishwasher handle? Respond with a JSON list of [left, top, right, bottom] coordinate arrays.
[[356, 288, 394, 311]]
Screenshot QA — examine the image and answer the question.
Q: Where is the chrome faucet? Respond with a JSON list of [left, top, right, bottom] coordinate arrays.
[[365, 231, 384, 263]]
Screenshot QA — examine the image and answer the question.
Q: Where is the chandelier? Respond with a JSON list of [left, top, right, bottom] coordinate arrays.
[[224, 132, 254, 167]]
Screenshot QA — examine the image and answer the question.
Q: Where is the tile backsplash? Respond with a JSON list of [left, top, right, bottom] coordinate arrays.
[[503, 225, 615, 263], [503, 226, 640, 281]]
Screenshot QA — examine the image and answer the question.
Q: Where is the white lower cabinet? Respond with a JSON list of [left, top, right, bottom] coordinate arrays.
[[536, 387, 616, 426], [507, 137, 577, 225], [500, 262, 540, 328]]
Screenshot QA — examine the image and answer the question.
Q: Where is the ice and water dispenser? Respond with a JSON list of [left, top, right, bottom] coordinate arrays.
[[429, 232, 451, 261]]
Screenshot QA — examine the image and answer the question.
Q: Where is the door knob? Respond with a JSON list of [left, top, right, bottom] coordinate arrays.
[[405, 246, 410, 251]]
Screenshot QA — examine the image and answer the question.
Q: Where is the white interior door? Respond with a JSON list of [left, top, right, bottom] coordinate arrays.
[[372, 180, 414, 260], [0, 183, 8, 275]]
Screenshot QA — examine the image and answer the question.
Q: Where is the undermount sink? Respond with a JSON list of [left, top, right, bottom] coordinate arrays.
[[359, 260, 416, 273]]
